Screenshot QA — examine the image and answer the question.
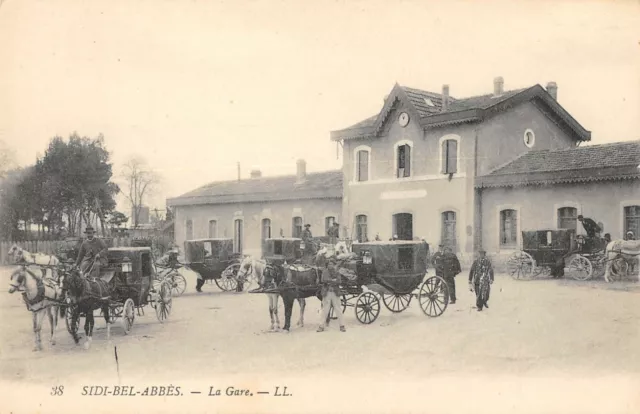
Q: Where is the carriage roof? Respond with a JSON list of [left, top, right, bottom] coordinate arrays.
[[265, 237, 302, 242], [108, 247, 152, 252], [185, 238, 233, 243], [183, 238, 234, 264]]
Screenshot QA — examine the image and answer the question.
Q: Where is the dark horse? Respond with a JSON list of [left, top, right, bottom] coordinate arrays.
[[260, 254, 329, 332], [61, 266, 113, 349]]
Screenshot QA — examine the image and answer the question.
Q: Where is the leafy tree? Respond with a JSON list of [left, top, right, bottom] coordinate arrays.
[[107, 211, 129, 228]]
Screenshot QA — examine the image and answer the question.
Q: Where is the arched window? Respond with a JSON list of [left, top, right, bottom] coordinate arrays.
[[624, 205, 640, 238], [500, 209, 518, 247], [185, 219, 193, 240], [233, 219, 243, 253], [292, 216, 303, 238], [395, 140, 412, 178], [441, 211, 456, 250], [325, 216, 336, 234], [356, 215, 368, 242], [557, 207, 578, 230], [208, 220, 217, 238], [354, 146, 370, 182], [441, 139, 458, 174], [261, 218, 271, 240]]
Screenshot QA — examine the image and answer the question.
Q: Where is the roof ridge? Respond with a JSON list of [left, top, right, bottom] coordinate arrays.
[[401, 84, 530, 101]]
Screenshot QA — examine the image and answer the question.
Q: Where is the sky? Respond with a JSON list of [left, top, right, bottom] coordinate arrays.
[[1, 0, 639, 216]]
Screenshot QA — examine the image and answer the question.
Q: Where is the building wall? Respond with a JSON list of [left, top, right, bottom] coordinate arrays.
[[476, 101, 577, 175], [173, 198, 342, 257], [480, 180, 640, 261]]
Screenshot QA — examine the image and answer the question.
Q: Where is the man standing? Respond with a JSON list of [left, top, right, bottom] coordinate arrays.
[[468, 250, 494, 311], [431, 244, 445, 277], [317, 256, 346, 332], [577, 215, 601, 238], [74, 226, 108, 278], [441, 246, 462, 304]]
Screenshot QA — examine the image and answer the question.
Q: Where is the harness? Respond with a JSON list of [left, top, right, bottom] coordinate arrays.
[[10, 268, 64, 312]]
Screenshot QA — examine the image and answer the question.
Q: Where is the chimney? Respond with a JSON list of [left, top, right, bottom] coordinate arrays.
[[546, 81, 558, 100], [441, 84, 449, 111], [296, 159, 306, 183], [250, 169, 262, 179], [237, 162, 241, 181], [493, 76, 504, 96]]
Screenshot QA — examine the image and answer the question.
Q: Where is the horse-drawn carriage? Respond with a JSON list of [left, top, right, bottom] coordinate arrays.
[[182, 238, 245, 292], [252, 239, 449, 327], [507, 229, 608, 281], [64, 246, 172, 340]]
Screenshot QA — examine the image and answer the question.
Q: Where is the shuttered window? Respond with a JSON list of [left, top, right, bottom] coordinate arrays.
[[397, 144, 411, 177], [208, 220, 217, 238], [557, 207, 577, 231], [500, 210, 518, 247], [261, 218, 271, 240], [442, 139, 458, 174], [186, 219, 193, 240], [356, 215, 368, 242], [357, 150, 369, 182], [292, 217, 303, 238]]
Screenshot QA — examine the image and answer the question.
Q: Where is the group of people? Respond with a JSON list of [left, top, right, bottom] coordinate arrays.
[[431, 244, 494, 312]]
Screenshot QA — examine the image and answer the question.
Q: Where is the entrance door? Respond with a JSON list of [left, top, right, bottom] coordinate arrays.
[[393, 213, 413, 240]]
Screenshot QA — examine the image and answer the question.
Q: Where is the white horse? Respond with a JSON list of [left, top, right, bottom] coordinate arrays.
[[237, 256, 306, 331], [8, 244, 60, 280], [604, 240, 640, 282], [8, 266, 64, 351]]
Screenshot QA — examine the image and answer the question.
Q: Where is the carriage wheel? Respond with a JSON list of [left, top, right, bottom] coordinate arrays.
[[155, 282, 172, 323], [418, 276, 449, 317], [169, 273, 187, 297], [65, 305, 79, 335], [507, 251, 535, 280], [121, 299, 135, 335], [608, 257, 629, 282], [382, 293, 412, 313], [355, 292, 380, 324], [329, 295, 348, 320], [215, 265, 239, 292], [567, 255, 593, 281]]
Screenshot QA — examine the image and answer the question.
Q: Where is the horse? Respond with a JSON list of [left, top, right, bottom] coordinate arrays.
[[237, 256, 307, 331], [8, 244, 60, 280], [61, 264, 113, 349], [604, 240, 640, 282], [7, 266, 64, 351]]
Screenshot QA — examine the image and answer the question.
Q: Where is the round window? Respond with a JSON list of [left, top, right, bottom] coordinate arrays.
[[523, 129, 535, 148]]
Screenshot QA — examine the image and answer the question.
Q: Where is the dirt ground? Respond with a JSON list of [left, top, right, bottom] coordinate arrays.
[[1, 265, 639, 414]]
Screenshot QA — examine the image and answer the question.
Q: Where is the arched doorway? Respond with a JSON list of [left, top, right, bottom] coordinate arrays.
[[393, 213, 413, 240]]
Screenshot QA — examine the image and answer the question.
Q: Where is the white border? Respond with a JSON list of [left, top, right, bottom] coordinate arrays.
[[438, 134, 462, 175], [524, 128, 536, 148], [496, 205, 521, 251], [393, 139, 414, 179], [353, 145, 372, 183], [620, 200, 640, 237]]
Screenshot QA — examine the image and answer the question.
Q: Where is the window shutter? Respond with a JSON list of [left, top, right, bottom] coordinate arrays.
[[361, 151, 368, 181], [447, 140, 457, 173], [404, 145, 411, 177], [441, 142, 447, 173], [510, 211, 517, 244]]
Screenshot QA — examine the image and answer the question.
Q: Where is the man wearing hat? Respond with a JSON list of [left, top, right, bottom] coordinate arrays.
[[625, 231, 635, 241], [577, 215, 601, 239], [301, 224, 313, 241], [74, 225, 108, 278], [468, 249, 494, 311], [317, 255, 346, 332], [441, 246, 462, 304], [327, 222, 340, 245]]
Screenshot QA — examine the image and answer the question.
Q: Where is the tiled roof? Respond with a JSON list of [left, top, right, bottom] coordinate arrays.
[[167, 170, 343, 206], [332, 83, 590, 141], [476, 140, 640, 188]]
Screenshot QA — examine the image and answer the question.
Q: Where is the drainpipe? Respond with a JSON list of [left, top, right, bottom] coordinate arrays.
[[473, 126, 482, 252]]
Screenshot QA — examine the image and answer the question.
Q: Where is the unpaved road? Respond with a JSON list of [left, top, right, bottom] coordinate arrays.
[[1, 266, 639, 414]]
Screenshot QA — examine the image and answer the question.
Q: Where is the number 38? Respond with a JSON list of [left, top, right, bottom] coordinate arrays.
[[51, 385, 64, 396]]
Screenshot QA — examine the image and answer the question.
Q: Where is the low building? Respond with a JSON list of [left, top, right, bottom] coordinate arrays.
[[477, 140, 640, 261], [167, 160, 342, 257]]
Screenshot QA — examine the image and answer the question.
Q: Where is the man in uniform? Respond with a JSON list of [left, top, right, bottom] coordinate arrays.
[[441, 246, 462, 304], [468, 250, 494, 311], [74, 226, 108, 278], [301, 224, 313, 241], [578, 215, 601, 238], [317, 256, 346, 332]]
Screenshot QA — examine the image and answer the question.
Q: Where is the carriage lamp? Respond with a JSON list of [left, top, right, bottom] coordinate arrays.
[[362, 251, 372, 265], [121, 257, 133, 273]]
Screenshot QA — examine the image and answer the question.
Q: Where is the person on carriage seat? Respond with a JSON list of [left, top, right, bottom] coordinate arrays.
[[327, 222, 340, 244], [577, 215, 601, 239], [625, 231, 635, 241], [301, 224, 316, 259], [74, 226, 108, 279]]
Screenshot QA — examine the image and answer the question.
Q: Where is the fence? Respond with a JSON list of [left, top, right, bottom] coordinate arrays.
[[0, 237, 161, 266]]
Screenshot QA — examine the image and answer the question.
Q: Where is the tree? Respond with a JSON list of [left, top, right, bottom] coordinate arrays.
[[121, 156, 160, 228], [107, 211, 129, 228]]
